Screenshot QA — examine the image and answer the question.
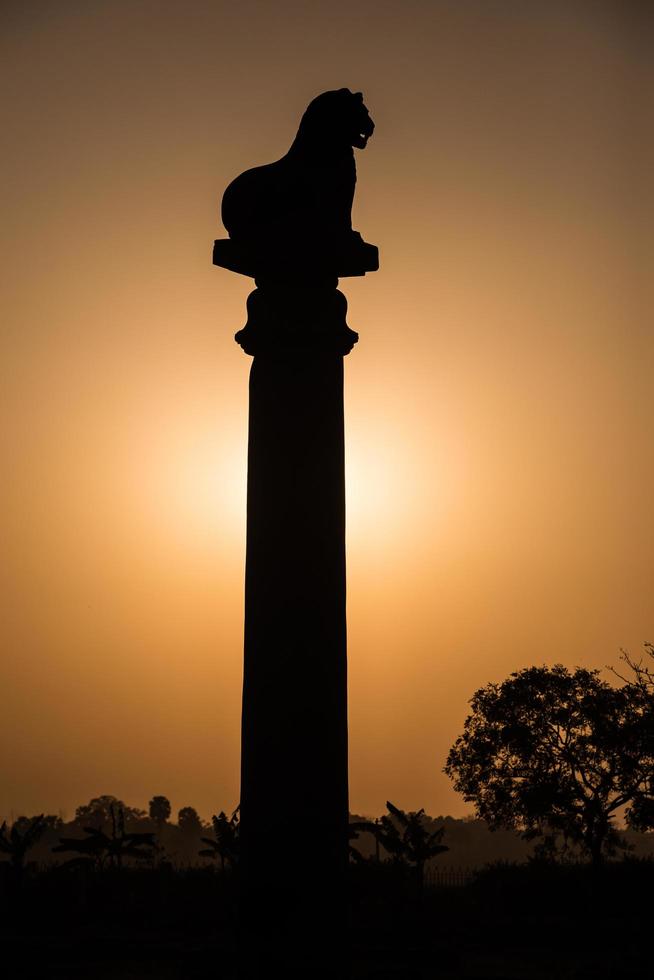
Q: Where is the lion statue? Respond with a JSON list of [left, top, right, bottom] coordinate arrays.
[[217, 89, 377, 280]]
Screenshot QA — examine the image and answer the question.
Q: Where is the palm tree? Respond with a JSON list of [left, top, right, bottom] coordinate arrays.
[[199, 807, 240, 871]]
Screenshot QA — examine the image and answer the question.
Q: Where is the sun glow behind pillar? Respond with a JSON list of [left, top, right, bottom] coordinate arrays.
[[1, 0, 652, 819]]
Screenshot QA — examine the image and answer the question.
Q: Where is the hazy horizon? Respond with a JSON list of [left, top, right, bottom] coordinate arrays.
[[2, 0, 652, 820]]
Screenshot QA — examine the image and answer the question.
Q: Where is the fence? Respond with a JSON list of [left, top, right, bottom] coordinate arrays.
[[424, 865, 474, 889]]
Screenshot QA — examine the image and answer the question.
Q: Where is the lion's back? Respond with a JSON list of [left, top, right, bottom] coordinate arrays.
[[221, 159, 290, 242]]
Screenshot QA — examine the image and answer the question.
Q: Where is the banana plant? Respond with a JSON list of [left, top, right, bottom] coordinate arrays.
[[0, 815, 48, 870], [349, 816, 385, 862], [199, 807, 240, 871], [53, 804, 156, 870], [353, 802, 448, 891]]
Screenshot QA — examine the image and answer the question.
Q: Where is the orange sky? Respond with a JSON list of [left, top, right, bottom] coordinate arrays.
[[1, 0, 652, 822]]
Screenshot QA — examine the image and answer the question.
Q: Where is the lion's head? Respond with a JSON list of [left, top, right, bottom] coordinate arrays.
[[292, 88, 375, 154]]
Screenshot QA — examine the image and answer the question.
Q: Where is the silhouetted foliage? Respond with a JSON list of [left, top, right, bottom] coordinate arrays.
[[4, 852, 654, 979], [609, 644, 654, 831], [149, 795, 172, 829], [73, 795, 146, 830], [352, 802, 448, 893], [348, 820, 370, 863], [0, 815, 48, 869], [445, 665, 653, 865], [177, 806, 203, 835], [54, 804, 156, 869], [199, 807, 240, 870], [611, 642, 654, 696]]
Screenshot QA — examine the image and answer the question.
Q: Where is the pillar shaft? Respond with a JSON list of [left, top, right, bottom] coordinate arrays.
[[237, 289, 355, 975], [241, 352, 349, 863]]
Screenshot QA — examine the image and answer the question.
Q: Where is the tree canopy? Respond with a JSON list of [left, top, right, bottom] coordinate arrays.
[[148, 796, 172, 826], [445, 664, 653, 865], [178, 806, 204, 835], [609, 644, 654, 831], [74, 795, 146, 829]]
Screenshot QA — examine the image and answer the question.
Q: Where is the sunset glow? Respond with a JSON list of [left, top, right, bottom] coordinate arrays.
[[1, 0, 651, 823]]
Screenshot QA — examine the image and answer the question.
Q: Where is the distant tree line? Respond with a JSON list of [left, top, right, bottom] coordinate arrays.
[[0, 795, 241, 873]]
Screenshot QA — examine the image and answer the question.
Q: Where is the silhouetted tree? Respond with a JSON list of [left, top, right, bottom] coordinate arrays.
[[0, 815, 48, 870], [73, 795, 146, 830], [353, 802, 448, 891], [177, 806, 203, 835], [149, 795, 172, 830], [445, 665, 652, 866], [611, 642, 654, 696], [199, 807, 240, 870], [609, 645, 654, 832], [54, 804, 156, 869], [174, 806, 205, 865]]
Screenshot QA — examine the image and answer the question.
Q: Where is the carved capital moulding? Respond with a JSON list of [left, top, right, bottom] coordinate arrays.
[[213, 236, 377, 357]]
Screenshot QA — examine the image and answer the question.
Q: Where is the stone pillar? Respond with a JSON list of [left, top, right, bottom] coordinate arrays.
[[235, 282, 357, 977], [213, 86, 378, 978]]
